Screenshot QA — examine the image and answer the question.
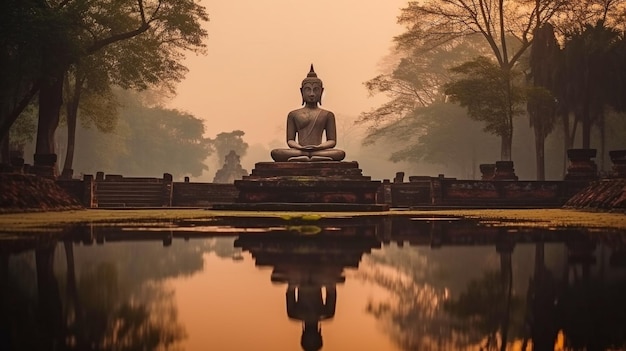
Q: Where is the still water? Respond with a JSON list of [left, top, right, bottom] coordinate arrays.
[[2, 215, 626, 351]]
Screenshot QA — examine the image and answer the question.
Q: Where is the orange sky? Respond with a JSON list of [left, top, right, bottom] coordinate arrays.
[[168, 0, 408, 147]]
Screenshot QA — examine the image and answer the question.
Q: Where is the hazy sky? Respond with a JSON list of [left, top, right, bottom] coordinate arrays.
[[168, 0, 408, 147]]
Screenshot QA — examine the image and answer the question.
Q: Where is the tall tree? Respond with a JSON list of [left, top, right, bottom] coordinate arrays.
[[527, 23, 560, 180], [444, 56, 526, 160], [60, 11, 195, 178], [551, 0, 626, 172], [363, 100, 500, 179], [558, 21, 621, 151], [60, 56, 118, 178], [0, 0, 208, 170], [359, 35, 489, 130], [73, 95, 211, 178], [0, 0, 47, 161], [378, 0, 566, 161]]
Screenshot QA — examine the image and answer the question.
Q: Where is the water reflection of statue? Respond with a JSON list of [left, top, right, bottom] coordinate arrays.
[[270, 65, 346, 162], [286, 283, 336, 351]]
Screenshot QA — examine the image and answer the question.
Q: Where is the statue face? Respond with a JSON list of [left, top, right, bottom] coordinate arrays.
[[301, 82, 323, 104]]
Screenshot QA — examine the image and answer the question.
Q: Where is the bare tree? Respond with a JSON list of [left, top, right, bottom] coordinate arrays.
[[384, 0, 567, 160]]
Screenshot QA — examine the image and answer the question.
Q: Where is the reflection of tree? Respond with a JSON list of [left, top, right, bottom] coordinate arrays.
[[364, 270, 453, 349], [444, 243, 525, 351], [2, 235, 211, 350], [359, 245, 455, 350], [102, 283, 186, 350], [1, 251, 39, 349], [64, 245, 187, 350], [559, 240, 626, 351], [521, 243, 560, 350], [444, 271, 524, 350], [36, 244, 65, 348], [360, 242, 528, 350]]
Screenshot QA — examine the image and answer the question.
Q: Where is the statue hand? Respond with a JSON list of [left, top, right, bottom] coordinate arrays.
[[304, 144, 330, 151]]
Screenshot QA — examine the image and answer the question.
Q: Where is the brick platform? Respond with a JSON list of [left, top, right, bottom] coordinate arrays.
[[212, 161, 388, 211]]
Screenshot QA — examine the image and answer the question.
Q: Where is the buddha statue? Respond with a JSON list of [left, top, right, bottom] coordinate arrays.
[[270, 65, 346, 162]]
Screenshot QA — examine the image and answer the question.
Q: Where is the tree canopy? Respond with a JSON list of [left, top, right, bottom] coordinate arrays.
[[72, 93, 211, 178], [210, 130, 249, 166], [0, 0, 208, 165], [361, 0, 626, 178]]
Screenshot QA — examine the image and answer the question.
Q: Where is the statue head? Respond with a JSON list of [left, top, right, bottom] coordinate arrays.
[[300, 321, 323, 351], [301, 64, 324, 106]]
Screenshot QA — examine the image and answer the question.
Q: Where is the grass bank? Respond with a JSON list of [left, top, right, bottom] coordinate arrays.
[[0, 208, 624, 232]]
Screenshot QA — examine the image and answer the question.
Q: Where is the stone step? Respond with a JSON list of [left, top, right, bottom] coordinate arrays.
[[252, 161, 361, 170], [235, 178, 378, 189], [249, 167, 363, 177]]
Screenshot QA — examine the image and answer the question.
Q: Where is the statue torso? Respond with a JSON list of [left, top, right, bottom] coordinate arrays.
[[289, 107, 331, 146]]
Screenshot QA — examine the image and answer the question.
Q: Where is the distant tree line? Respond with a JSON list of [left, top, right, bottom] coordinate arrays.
[[361, 0, 626, 180]]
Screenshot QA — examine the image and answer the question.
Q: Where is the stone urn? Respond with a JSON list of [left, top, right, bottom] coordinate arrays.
[[479, 163, 496, 180], [493, 161, 518, 180], [568, 148, 597, 161], [609, 149, 626, 178], [565, 148, 598, 180]]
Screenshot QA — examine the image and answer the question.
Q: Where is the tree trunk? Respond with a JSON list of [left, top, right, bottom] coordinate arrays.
[[36, 244, 64, 348], [581, 102, 591, 149], [35, 72, 64, 155], [561, 111, 571, 177], [598, 111, 605, 172], [501, 133, 512, 161], [0, 133, 8, 164], [62, 81, 81, 176], [498, 244, 514, 351], [534, 127, 546, 180], [0, 82, 40, 145]]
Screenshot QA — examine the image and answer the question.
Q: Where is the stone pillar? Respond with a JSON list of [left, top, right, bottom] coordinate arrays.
[[83, 174, 96, 208], [393, 172, 405, 183], [609, 150, 626, 178], [381, 179, 392, 205], [33, 153, 58, 178], [479, 163, 495, 180], [430, 177, 443, 205], [565, 148, 598, 180], [493, 161, 518, 180], [162, 173, 173, 207]]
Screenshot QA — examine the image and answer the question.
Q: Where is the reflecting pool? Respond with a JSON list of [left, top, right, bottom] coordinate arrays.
[[1, 215, 626, 350]]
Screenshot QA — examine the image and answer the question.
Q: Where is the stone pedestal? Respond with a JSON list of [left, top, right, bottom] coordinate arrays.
[[214, 161, 388, 211], [493, 161, 518, 180], [33, 153, 58, 179], [565, 148, 598, 180], [609, 150, 626, 178], [479, 163, 495, 180]]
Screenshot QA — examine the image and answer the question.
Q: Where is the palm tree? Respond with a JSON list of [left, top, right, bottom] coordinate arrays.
[[558, 21, 621, 151], [527, 23, 560, 180]]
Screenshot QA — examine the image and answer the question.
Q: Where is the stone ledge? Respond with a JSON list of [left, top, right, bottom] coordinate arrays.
[[210, 202, 389, 212]]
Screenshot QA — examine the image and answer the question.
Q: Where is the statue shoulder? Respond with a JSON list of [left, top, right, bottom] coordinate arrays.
[[320, 109, 335, 119], [288, 108, 305, 117]]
